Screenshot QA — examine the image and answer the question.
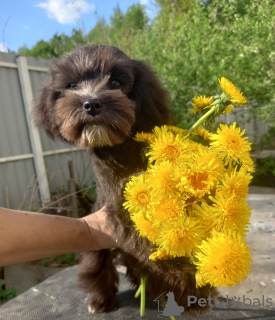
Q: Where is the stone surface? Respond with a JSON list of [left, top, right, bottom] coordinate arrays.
[[1, 267, 275, 319], [249, 186, 275, 194], [4, 264, 65, 294]]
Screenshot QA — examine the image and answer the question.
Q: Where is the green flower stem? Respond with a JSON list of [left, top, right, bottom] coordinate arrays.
[[188, 105, 218, 133], [170, 316, 176, 320], [140, 276, 147, 317], [134, 284, 141, 298]]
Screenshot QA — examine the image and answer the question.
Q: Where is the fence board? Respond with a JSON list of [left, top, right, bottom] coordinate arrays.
[[17, 56, 51, 206], [0, 66, 31, 157], [0, 160, 40, 210]]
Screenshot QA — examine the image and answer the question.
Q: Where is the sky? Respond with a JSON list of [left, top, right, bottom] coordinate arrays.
[[0, 0, 157, 53]]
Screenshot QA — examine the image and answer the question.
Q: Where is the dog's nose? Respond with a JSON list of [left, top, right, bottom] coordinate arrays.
[[83, 99, 102, 116]]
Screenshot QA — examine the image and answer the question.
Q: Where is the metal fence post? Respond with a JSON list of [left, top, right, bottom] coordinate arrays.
[[16, 56, 51, 206]]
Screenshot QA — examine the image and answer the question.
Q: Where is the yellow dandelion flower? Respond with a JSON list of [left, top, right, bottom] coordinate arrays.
[[218, 167, 252, 199], [241, 152, 255, 173], [176, 146, 225, 198], [134, 132, 156, 144], [146, 126, 188, 164], [219, 77, 247, 106], [195, 270, 207, 288], [193, 143, 210, 157], [131, 213, 159, 243], [178, 170, 214, 198], [189, 96, 214, 114], [186, 204, 196, 218], [225, 104, 234, 115], [194, 231, 252, 287], [209, 122, 252, 165], [203, 217, 217, 238], [192, 127, 211, 141], [152, 196, 185, 222], [185, 140, 201, 153], [167, 125, 189, 137], [149, 248, 173, 261], [152, 125, 170, 138], [123, 174, 152, 218], [155, 215, 205, 257], [147, 161, 179, 197], [192, 203, 216, 237], [225, 163, 236, 176], [197, 193, 251, 237]]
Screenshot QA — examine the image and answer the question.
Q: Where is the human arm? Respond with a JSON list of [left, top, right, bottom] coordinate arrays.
[[0, 206, 115, 267]]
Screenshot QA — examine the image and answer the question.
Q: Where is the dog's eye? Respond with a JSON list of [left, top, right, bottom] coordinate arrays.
[[67, 83, 77, 89], [111, 80, 121, 87]]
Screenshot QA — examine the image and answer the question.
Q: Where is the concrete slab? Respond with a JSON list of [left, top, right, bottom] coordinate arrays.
[[249, 186, 275, 194], [1, 266, 275, 319], [4, 264, 65, 294]]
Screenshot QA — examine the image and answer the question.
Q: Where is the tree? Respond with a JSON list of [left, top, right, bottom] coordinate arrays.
[[155, 0, 192, 14], [108, 4, 149, 55], [88, 18, 111, 45], [18, 40, 57, 59]]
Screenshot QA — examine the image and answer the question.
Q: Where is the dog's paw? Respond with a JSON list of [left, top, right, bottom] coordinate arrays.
[[88, 294, 116, 313], [87, 305, 95, 314]]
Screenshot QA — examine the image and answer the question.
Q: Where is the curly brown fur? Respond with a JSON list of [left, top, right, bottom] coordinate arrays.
[[33, 45, 217, 316]]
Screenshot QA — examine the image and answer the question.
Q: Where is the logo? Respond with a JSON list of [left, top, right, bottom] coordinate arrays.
[[154, 291, 184, 318], [154, 293, 273, 317]]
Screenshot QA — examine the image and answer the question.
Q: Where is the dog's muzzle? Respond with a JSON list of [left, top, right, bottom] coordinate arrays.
[[83, 99, 102, 116]]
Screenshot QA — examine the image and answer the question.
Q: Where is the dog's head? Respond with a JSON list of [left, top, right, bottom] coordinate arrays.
[[33, 45, 169, 148]]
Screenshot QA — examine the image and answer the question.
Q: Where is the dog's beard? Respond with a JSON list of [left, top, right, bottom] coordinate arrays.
[[55, 89, 136, 148], [79, 124, 125, 148]]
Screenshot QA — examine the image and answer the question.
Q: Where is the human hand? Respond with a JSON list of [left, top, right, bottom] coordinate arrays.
[[80, 206, 117, 250]]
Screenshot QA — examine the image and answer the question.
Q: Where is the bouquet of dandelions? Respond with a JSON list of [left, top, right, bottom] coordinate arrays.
[[123, 78, 254, 316]]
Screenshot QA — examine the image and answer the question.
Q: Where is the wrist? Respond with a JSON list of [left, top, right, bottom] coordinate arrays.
[[80, 210, 116, 250], [77, 218, 98, 251]]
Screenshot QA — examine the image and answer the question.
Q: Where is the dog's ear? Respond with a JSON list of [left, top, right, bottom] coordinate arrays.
[[130, 60, 170, 133], [32, 81, 61, 139]]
